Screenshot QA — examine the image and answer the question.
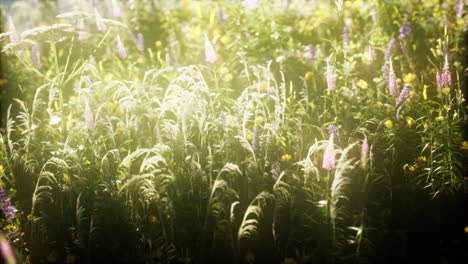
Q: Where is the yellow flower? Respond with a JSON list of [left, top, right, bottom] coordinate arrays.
[[417, 156, 427, 163], [281, 154, 292, 162], [404, 73, 417, 83], [246, 133, 253, 141], [406, 117, 415, 128], [137, 56, 146, 64], [357, 79, 368, 89], [457, 18, 464, 26], [304, 71, 314, 81], [223, 73, 233, 82], [220, 35, 231, 45], [441, 87, 450, 95], [148, 215, 158, 224], [27, 214, 34, 221], [154, 40, 162, 48], [259, 82, 268, 93], [384, 120, 393, 129], [461, 141, 468, 151], [0, 164, 3, 173]]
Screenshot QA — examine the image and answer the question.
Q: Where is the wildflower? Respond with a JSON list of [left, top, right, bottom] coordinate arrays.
[[259, 82, 268, 92], [204, 34, 217, 63], [304, 71, 314, 81], [0, 189, 16, 220], [84, 100, 94, 130], [403, 164, 416, 172], [357, 79, 368, 89], [384, 120, 393, 129], [384, 38, 396, 62], [388, 63, 399, 96], [362, 46, 374, 65], [7, 16, 18, 44], [361, 137, 369, 169], [399, 18, 411, 40], [406, 117, 415, 128], [246, 132, 253, 141], [322, 126, 336, 170], [343, 25, 349, 48], [94, 8, 107, 32], [251, 129, 259, 155], [135, 32, 144, 51], [441, 87, 450, 95], [154, 40, 162, 48], [438, 56, 451, 88], [461, 141, 468, 151], [396, 86, 410, 106], [115, 34, 127, 60], [111, 0, 121, 17], [456, 0, 464, 19], [403, 73, 416, 83], [31, 44, 41, 68], [281, 154, 292, 162], [220, 35, 231, 45], [326, 58, 336, 91], [306, 45, 316, 64], [77, 19, 87, 41], [0, 164, 3, 173]]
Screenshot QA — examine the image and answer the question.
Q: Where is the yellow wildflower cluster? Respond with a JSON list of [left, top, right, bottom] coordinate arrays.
[[403, 156, 427, 173], [281, 154, 292, 162], [403, 73, 417, 83]]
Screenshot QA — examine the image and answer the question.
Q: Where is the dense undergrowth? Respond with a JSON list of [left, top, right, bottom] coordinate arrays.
[[0, 0, 467, 263]]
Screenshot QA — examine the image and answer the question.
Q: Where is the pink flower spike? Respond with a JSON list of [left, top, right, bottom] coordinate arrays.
[[326, 58, 336, 91], [204, 34, 217, 63], [77, 19, 87, 41], [94, 8, 107, 32], [112, 0, 122, 17], [116, 34, 127, 60], [322, 133, 335, 171], [7, 16, 18, 44]]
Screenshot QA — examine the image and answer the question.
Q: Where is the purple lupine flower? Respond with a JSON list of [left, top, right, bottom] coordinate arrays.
[[7, 16, 18, 44], [388, 63, 399, 96], [457, 0, 464, 19], [343, 25, 349, 48], [84, 100, 94, 130], [112, 0, 122, 17], [396, 86, 410, 106], [31, 44, 41, 68], [306, 45, 316, 64], [136, 32, 144, 51], [204, 34, 217, 63], [115, 34, 127, 60], [326, 58, 336, 91], [77, 19, 87, 41], [0, 190, 16, 220], [384, 38, 396, 62], [399, 19, 411, 40], [94, 8, 107, 32], [322, 128, 335, 171]]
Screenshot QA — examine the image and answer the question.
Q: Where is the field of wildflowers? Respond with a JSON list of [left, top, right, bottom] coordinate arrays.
[[0, 0, 467, 263]]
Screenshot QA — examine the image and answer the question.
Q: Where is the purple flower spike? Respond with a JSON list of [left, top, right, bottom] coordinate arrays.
[[322, 133, 335, 171], [388, 63, 399, 97], [31, 44, 41, 68], [94, 8, 107, 32], [306, 45, 316, 64], [115, 34, 127, 60], [343, 25, 349, 47], [205, 34, 217, 63], [384, 38, 396, 62], [112, 0, 122, 17], [136, 32, 144, 51], [399, 19, 411, 40], [0, 189, 16, 220], [326, 58, 336, 91], [456, 0, 464, 19], [396, 86, 410, 106], [7, 16, 18, 44]]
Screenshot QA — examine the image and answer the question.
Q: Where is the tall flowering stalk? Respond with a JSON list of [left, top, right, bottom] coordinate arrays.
[[77, 19, 87, 41], [396, 86, 410, 107], [384, 38, 396, 62], [361, 137, 369, 169], [204, 34, 217, 63], [94, 8, 107, 32], [112, 0, 122, 17], [437, 55, 452, 88], [306, 44, 316, 65], [322, 125, 336, 170], [343, 25, 349, 48], [456, 0, 464, 19], [388, 62, 399, 97], [326, 57, 336, 91], [7, 17, 18, 44], [399, 18, 411, 40], [136, 32, 144, 51], [31, 44, 41, 68], [115, 34, 127, 60]]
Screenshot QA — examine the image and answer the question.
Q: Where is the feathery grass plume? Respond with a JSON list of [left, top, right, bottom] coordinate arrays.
[[322, 125, 336, 170], [204, 33, 217, 63], [388, 62, 399, 96], [115, 34, 127, 59], [399, 18, 411, 40], [384, 38, 396, 62], [77, 19, 86, 41], [84, 99, 94, 130], [7, 17, 18, 44], [112, 0, 122, 17], [94, 8, 107, 32], [326, 56, 336, 91], [31, 44, 41, 68]]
